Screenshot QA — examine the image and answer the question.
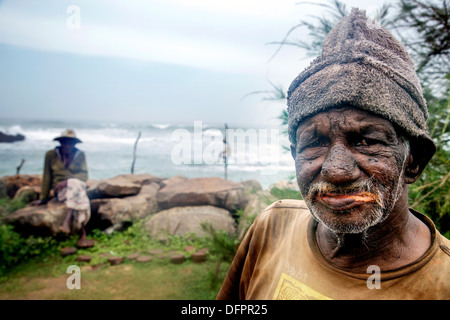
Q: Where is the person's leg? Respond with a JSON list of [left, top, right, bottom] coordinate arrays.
[[77, 222, 94, 248], [60, 208, 74, 234]]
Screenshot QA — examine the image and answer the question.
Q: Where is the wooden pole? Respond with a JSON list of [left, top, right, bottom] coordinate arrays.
[[16, 159, 25, 175], [224, 123, 228, 180], [131, 132, 141, 174]]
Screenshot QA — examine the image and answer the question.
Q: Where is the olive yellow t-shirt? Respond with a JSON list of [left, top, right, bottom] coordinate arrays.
[[217, 199, 450, 300]]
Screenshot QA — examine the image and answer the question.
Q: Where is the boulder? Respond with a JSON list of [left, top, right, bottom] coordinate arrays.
[[88, 174, 163, 199], [143, 205, 235, 240], [0, 131, 25, 143], [269, 180, 299, 192], [156, 177, 248, 212], [13, 186, 40, 203], [0, 174, 42, 198], [237, 191, 276, 240], [3, 199, 71, 237], [239, 180, 263, 194], [90, 182, 160, 231], [93, 175, 141, 198]]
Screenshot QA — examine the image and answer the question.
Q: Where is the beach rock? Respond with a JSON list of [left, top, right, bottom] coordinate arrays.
[[237, 191, 276, 240], [0, 179, 7, 198], [0, 174, 42, 198], [143, 205, 235, 241], [239, 180, 263, 194], [90, 182, 160, 231], [13, 186, 40, 203], [3, 199, 72, 237], [90, 174, 163, 199], [269, 180, 299, 192], [156, 177, 248, 212], [94, 175, 142, 198], [0, 131, 25, 143]]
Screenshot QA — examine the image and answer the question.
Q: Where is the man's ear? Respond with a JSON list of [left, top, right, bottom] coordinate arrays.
[[290, 144, 297, 161], [404, 135, 436, 184]]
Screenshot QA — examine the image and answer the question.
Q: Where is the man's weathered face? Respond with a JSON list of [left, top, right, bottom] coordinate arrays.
[[292, 106, 410, 234]]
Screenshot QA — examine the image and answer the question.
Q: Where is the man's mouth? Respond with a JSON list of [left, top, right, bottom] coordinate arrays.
[[316, 192, 377, 210]]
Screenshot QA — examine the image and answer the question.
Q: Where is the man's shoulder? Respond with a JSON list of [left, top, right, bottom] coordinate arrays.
[[437, 233, 450, 258], [256, 199, 311, 226]]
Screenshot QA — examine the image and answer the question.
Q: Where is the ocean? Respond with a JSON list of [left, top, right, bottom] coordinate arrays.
[[0, 118, 296, 190]]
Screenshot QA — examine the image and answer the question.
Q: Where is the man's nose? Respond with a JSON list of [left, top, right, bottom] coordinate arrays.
[[321, 143, 360, 184]]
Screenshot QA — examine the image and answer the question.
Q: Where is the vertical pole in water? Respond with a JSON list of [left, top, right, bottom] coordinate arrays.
[[131, 131, 141, 174], [223, 123, 228, 180]]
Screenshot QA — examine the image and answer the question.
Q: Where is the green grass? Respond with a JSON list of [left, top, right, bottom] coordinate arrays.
[[0, 204, 234, 300], [0, 254, 230, 300]]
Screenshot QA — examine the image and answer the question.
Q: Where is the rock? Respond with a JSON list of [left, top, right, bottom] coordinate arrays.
[[239, 180, 263, 194], [127, 253, 140, 260], [108, 256, 124, 265], [0, 131, 25, 143], [90, 182, 160, 231], [0, 179, 7, 198], [191, 251, 207, 263], [91, 174, 163, 199], [136, 255, 153, 263], [237, 191, 276, 240], [76, 255, 92, 262], [184, 245, 196, 253], [0, 174, 42, 198], [160, 175, 188, 188], [148, 249, 164, 255], [170, 254, 186, 264], [4, 200, 71, 237], [269, 180, 299, 192], [143, 205, 235, 241], [13, 186, 40, 203], [95, 175, 141, 198], [156, 177, 248, 212], [61, 247, 77, 257]]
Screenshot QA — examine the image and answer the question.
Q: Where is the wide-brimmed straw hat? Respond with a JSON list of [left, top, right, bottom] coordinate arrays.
[[53, 129, 82, 144]]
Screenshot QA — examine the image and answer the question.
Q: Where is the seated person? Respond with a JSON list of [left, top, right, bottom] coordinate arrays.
[[32, 129, 93, 248]]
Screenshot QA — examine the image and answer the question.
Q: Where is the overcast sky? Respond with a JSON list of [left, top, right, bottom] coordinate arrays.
[[0, 0, 388, 127]]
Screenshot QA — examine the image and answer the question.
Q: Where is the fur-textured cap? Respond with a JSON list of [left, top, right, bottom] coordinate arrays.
[[287, 8, 430, 145]]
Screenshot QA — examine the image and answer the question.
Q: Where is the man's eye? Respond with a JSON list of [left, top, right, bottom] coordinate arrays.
[[354, 138, 380, 147], [299, 138, 328, 152]]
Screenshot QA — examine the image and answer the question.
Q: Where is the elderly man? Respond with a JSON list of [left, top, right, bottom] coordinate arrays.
[[217, 8, 450, 300]]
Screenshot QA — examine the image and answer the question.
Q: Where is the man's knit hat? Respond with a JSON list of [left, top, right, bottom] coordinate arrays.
[[287, 8, 431, 145]]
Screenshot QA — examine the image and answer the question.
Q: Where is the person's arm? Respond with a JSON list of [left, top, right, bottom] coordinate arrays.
[[39, 151, 53, 202]]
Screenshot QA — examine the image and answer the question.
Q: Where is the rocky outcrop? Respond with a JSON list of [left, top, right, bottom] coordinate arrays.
[[0, 131, 25, 143], [143, 205, 235, 241], [3, 199, 70, 237], [156, 177, 248, 212], [2, 173, 293, 240], [0, 174, 42, 198], [88, 174, 162, 199], [90, 182, 160, 232]]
